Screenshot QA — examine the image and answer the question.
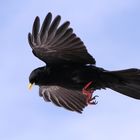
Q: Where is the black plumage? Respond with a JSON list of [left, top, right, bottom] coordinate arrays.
[[28, 12, 140, 113]]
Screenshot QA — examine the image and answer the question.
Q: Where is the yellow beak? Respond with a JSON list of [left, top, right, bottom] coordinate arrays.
[[28, 83, 34, 90]]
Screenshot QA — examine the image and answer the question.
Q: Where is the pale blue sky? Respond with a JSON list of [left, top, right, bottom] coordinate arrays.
[[0, 0, 140, 140]]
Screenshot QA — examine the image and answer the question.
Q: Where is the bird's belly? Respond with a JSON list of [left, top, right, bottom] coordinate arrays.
[[48, 65, 102, 90], [54, 72, 94, 90]]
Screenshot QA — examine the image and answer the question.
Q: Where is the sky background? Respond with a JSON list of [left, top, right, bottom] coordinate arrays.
[[0, 0, 140, 140]]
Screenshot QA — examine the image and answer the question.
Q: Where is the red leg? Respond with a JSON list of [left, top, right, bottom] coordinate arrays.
[[82, 81, 98, 105]]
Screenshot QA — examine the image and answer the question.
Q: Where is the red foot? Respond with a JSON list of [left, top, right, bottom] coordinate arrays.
[[82, 81, 98, 105]]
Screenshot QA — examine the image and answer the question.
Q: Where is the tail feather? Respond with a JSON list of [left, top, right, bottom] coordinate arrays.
[[107, 69, 140, 99]]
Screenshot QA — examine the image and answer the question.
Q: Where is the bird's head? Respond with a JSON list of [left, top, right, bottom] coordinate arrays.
[[28, 66, 48, 89]]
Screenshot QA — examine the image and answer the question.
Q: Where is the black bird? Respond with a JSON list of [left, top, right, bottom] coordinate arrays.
[[28, 12, 140, 113]]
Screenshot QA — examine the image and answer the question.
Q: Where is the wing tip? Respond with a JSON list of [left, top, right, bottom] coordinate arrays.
[[34, 16, 40, 25]]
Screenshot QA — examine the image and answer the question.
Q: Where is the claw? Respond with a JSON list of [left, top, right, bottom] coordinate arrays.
[[92, 95, 99, 100], [88, 95, 99, 105]]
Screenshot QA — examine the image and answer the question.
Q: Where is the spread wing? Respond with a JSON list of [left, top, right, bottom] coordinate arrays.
[[39, 86, 87, 113], [28, 12, 96, 65]]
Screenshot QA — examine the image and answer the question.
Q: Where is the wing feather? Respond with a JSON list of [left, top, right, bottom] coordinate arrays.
[[50, 21, 70, 45], [46, 15, 61, 44], [52, 28, 73, 46], [39, 86, 87, 113], [28, 12, 96, 65], [40, 13, 52, 43], [32, 16, 40, 45]]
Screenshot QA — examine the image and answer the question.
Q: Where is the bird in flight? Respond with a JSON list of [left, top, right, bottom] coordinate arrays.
[[28, 12, 140, 113]]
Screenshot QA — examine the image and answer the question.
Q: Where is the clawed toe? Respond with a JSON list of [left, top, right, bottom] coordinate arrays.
[[88, 95, 99, 105]]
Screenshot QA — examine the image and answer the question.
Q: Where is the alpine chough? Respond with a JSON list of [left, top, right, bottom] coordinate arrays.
[[28, 12, 140, 113]]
